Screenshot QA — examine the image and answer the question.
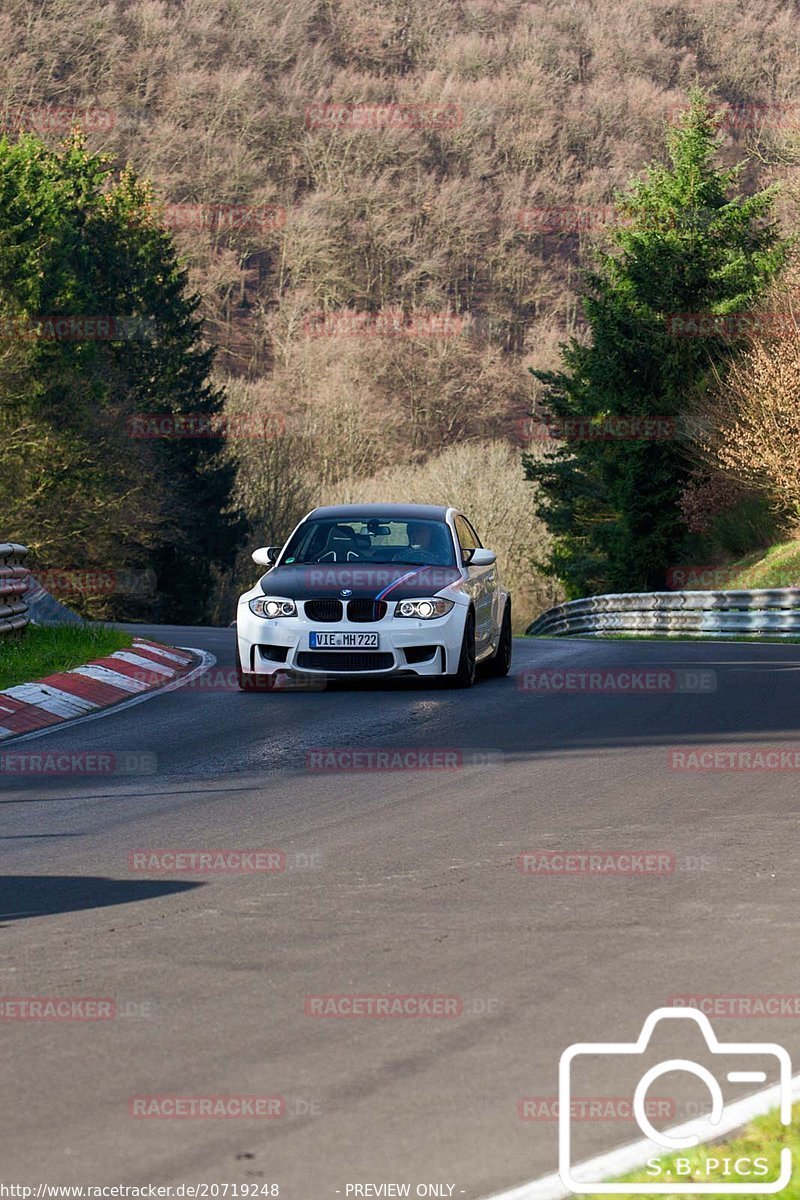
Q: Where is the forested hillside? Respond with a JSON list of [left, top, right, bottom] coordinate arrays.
[[1, 0, 799, 624]]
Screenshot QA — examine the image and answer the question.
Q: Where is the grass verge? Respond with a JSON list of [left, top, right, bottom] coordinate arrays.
[[0, 624, 133, 691], [584, 1101, 799, 1199]]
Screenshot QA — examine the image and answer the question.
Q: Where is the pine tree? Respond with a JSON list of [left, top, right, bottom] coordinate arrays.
[[0, 132, 242, 621], [524, 90, 787, 597]]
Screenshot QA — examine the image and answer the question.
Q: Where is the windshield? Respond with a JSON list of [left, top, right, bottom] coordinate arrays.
[[280, 517, 457, 566]]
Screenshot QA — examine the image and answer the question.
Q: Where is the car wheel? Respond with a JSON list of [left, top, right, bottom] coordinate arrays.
[[444, 609, 476, 688], [484, 602, 512, 677]]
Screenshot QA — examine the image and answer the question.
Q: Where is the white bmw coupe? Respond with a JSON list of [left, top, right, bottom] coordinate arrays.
[[236, 504, 511, 689]]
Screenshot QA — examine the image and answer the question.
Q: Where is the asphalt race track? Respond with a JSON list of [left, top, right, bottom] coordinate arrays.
[[2, 626, 800, 1196]]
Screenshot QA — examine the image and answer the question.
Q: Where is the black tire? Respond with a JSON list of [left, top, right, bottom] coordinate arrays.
[[484, 602, 512, 678], [444, 609, 476, 688]]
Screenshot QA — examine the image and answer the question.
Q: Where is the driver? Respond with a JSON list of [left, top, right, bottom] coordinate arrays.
[[406, 521, 447, 565]]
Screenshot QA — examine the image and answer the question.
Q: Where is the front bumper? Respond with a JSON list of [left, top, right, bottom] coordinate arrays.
[[237, 600, 468, 679]]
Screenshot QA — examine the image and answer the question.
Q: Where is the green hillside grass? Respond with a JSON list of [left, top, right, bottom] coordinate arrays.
[[689, 539, 800, 591]]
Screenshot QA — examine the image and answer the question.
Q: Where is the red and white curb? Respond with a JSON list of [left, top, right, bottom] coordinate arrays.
[[0, 638, 210, 742]]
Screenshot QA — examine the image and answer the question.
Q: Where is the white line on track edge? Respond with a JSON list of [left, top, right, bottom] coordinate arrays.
[[0, 648, 216, 746], [482, 1072, 800, 1200]]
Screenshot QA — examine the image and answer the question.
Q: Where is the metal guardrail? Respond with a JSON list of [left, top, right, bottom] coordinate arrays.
[[526, 589, 800, 638], [0, 543, 31, 636]]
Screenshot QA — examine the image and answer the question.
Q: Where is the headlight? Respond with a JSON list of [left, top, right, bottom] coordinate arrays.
[[249, 596, 297, 618], [395, 598, 454, 619]]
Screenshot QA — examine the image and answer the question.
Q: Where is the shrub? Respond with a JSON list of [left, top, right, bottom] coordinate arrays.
[[694, 335, 800, 516]]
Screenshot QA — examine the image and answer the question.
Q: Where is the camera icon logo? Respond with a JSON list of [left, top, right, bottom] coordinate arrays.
[[559, 1006, 792, 1193]]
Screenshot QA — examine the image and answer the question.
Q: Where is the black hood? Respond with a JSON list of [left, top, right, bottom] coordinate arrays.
[[259, 562, 462, 601]]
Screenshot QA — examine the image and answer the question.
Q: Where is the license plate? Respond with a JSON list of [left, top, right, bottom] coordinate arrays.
[[310, 631, 379, 649]]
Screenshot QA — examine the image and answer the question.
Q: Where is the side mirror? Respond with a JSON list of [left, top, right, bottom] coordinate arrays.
[[252, 546, 280, 567], [466, 548, 497, 567]]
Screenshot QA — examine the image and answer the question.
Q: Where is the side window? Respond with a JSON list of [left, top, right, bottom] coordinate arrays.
[[463, 517, 482, 549], [455, 516, 476, 562]]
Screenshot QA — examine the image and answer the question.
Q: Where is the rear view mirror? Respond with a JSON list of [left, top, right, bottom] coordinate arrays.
[[252, 546, 280, 567]]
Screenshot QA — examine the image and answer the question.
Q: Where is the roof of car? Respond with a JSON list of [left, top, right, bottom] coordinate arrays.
[[306, 503, 451, 521]]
